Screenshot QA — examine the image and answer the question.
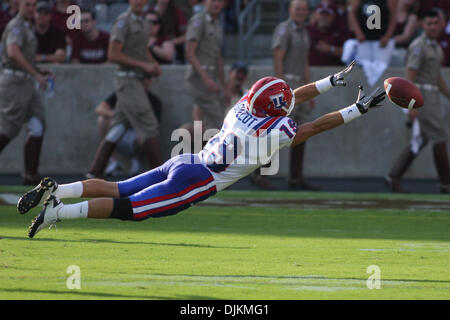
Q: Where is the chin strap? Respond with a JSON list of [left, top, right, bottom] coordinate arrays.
[[283, 88, 296, 116]]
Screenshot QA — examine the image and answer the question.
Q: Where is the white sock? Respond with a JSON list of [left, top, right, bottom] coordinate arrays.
[[55, 181, 83, 199], [57, 201, 88, 220]]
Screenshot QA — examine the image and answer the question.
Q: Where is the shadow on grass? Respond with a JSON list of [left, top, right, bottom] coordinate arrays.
[[98, 208, 450, 242], [0, 287, 218, 300], [0, 236, 253, 250], [2, 205, 450, 242], [152, 273, 450, 285]]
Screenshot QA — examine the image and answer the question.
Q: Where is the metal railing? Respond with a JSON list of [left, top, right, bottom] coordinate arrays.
[[236, 0, 261, 62], [235, 0, 289, 63]]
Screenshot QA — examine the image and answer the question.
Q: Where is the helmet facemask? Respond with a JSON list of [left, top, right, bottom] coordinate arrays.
[[282, 88, 295, 116]]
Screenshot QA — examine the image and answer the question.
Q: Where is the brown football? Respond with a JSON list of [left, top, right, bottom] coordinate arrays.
[[383, 77, 424, 109]]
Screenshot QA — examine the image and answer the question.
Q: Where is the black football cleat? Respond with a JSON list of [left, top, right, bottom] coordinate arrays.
[[28, 196, 62, 239], [17, 177, 58, 215]]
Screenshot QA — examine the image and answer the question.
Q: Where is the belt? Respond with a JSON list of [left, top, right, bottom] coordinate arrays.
[[415, 83, 439, 91], [202, 65, 215, 71], [2, 68, 32, 79], [116, 71, 142, 78], [188, 65, 215, 72]]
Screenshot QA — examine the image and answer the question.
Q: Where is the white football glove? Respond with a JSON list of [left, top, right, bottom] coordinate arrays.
[[330, 60, 356, 87]]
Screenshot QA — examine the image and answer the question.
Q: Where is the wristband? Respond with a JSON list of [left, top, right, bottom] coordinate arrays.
[[339, 104, 362, 123], [315, 76, 333, 94]]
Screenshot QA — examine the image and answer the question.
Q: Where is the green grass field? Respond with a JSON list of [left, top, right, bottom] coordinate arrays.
[[0, 188, 449, 300]]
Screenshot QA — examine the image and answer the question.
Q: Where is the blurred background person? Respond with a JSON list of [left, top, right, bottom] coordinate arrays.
[[153, 0, 187, 64], [188, 0, 205, 17], [0, 0, 19, 39], [51, 0, 80, 46], [348, 0, 397, 85], [0, 0, 51, 184], [417, 0, 450, 23], [146, 9, 175, 64], [386, 10, 450, 194], [273, 0, 320, 191], [95, 75, 162, 177], [35, 1, 66, 63], [436, 7, 449, 66], [224, 61, 248, 112], [308, 2, 346, 66], [185, 0, 226, 141], [393, 0, 419, 47], [333, 0, 353, 38], [88, 0, 163, 178], [71, 9, 110, 63], [391, 0, 419, 66], [181, 60, 248, 156]]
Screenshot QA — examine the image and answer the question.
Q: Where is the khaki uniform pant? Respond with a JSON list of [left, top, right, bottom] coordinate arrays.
[[185, 75, 225, 131], [0, 74, 45, 139], [112, 76, 159, 140], [418, 91, 447, 143]]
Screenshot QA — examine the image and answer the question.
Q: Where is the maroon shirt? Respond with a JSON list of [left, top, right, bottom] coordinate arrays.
[[418, 0, 450, 20], [71, 30, 110, 63], [174, 7, 187, 37], [51, 3, 80, 41], [153, 6, 187, 38], [0, 9, 15, 38], [335, 9, 353, 39], [148, 34, 172, 64], [438, 32, 450, 66], [393, 19, 411, 48], [36, 25, 66, 55], [308, 22, 346, 66]]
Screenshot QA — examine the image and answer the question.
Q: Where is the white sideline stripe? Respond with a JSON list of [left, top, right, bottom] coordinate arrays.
[[408, 99, 416, 110], [248, 79, 285, 113], [0, 193, 20, 205], [133, 181, 216, 214]]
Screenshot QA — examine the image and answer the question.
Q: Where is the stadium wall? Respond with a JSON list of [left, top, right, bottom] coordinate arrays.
[[0, 64, 449, 179]]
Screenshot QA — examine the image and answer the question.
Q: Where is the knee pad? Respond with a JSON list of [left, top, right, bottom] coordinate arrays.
[[110, 197, 133, 221], [105, 124, 126, 144], [28, 117, 44, 137]]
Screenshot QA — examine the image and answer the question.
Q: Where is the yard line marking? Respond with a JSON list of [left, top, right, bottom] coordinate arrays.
[[0, 193, 20, 205]]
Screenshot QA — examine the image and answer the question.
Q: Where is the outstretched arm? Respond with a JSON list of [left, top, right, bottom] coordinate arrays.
[[291, 86, 386, 146], [293, 61, 356, 105], [293, 82, 321, 105], [292, 111, 344, 146]]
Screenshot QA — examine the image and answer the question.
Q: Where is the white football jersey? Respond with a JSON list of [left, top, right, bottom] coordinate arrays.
[[199, 95, 298, 191]]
